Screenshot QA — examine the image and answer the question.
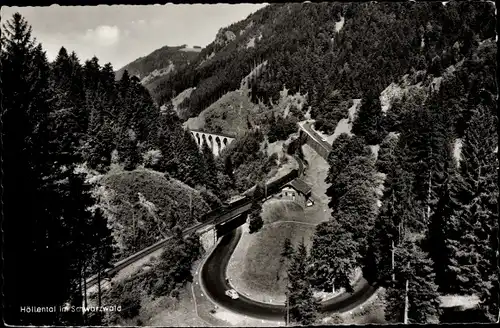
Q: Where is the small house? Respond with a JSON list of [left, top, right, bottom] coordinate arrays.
[[278, 178, 312, 207]]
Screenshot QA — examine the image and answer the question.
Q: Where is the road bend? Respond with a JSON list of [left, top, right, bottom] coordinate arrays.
[[200, 228, 378, 321]]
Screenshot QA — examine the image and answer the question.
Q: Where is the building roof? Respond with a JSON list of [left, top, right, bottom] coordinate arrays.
[[285, 178, 312, 196]]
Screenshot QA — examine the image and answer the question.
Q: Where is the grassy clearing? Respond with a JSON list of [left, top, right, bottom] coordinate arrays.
[[227, 201, 317, 303], [301, 144, 332, 224], [187, 90, 264, 136], [226, 143, 335, 303]]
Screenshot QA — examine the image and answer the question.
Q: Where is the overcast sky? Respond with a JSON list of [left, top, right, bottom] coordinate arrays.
[[1, 4, 267, 69]]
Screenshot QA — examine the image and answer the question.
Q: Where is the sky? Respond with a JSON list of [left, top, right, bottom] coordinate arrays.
[[1, 4, 267, 69]]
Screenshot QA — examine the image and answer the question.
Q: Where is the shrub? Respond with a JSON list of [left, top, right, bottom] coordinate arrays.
[[120, 293, 141, 319]]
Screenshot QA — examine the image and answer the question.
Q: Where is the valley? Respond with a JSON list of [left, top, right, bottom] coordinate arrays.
[[1, 1, 497, 327]]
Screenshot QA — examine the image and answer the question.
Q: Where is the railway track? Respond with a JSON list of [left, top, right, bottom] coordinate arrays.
[[86, 155, 305, 288]]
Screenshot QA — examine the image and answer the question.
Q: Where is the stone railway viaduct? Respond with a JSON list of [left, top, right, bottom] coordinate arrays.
[[190, 129, 235, 157]]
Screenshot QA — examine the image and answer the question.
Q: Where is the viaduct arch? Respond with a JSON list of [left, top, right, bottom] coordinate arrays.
[[190, 129, 235, 157]]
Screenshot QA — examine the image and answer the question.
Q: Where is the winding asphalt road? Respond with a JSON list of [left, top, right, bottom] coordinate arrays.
[[200, 228, 378, 321]]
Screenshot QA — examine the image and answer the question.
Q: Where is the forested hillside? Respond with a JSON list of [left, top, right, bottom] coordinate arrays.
[[1, 1, 497, 326], [1, 13, 219, 326], [151, 1, 495, 125], [115, 44, 200, 91]]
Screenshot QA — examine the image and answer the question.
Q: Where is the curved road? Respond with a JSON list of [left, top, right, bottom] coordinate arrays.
[[201, 228, 378, 321]]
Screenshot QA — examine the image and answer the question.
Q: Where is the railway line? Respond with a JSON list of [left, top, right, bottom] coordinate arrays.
[[86, 155, 304, 288]]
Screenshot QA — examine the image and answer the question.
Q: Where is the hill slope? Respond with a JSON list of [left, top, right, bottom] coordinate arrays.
[[96, 168, 210, 260], [148, 1, 495, 124], [115, 44, 201, 90]]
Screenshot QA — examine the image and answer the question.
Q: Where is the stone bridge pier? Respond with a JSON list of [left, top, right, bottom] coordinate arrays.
[[190, 129, 235, 157], [196, 224, 217, 252]]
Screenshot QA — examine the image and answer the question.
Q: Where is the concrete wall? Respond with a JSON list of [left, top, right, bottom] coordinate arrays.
[[299, 130, 330, 160]]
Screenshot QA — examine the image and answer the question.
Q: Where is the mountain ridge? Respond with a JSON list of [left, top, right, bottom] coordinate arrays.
[[115, 44, 201, 88]]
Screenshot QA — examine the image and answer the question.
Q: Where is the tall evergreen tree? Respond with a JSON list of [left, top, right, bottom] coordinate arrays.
[[2, 14, 115, 325], [49, 47, 87, 165], [352, 91, 385, 145], [287, 241, 320, 326], [326, 133, 368, 183], [201, 139, 219, 193], [280, 238, 295, 263], [2, 14, 62, 325], [364, 142, 417, 286], [424, 159, 460, 293], [376, 132, 399, 174], [444, 105, 498, 320], [385, 238, 441, 324], [310, 220, 360, 292], [117, 127, 141, 171]]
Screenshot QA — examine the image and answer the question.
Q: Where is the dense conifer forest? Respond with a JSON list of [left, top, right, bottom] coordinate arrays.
[[1, 1, 498, 325]]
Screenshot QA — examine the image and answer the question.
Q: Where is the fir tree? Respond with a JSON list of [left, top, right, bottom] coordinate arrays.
[[385, 238, 441, 324], [117, 128, 141, 171], [445, 105, 498, 318], [280, 238, 295, 263], [2, 14, 114, 325], [352, 91, 385, 145], [201, 139, 219, 193], [376, 132, 399, 174], [310, 220, 360, 292], [326, 133, 368, 184], [287, 241, 320, 326]]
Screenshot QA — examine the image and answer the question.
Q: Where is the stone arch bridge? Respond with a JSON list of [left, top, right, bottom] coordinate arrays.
[[190, 129, 235, 157]]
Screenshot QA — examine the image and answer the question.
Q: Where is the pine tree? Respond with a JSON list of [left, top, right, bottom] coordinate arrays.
[[88, 208, 115, 309], [326, 133, 368, 184], [444, 105, 498, 318], [117, 127, 141, 171], [287, 241, 320, 326], [364, 141, 417, 286], [376, 132, 399, 174], [424, 159, 460, 293], [2, 14, 58, 325], [310, 220, 360, 292], [49, 47, 87, 165], [385, 238, 441, 324], [2, 14, 92, 325], [280, 238, 295, 263], [201, 139, 219, 193], [82, 58, 116, 172], [2, 14, 117, 325], [352, 91, 385, 145]]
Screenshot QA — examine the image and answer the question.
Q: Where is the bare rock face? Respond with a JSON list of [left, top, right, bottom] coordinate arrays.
[[215, 29, 236, 46]]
